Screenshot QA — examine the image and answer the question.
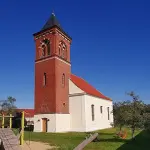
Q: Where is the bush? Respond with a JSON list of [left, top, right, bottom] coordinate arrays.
[[12, 112, 27, 128]]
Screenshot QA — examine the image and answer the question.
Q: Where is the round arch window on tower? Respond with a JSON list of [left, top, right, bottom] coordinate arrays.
[[39, 39, 51, 58], [59, 41, 67, 60]]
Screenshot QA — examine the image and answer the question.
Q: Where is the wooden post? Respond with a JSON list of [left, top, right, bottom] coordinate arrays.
[[9, 114, 12, 129], [2, 114, 4, 128], [20, 111, 24, 145], [73, 133, 99, 150]]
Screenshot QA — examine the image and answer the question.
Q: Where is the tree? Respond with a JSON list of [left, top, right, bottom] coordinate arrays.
[[144, 104, 150, 131], [126, 91, 145, 139], [12, 112, 27, 129], [1, 96, 16, 113], [0, 96, 17, 127], [113, 101, 129, 131]]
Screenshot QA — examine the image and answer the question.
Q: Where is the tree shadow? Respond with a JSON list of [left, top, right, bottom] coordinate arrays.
[[98, 138, 128, 143], [117, 130, 150, 150], [91, 135, 129, 144], [97, 132, 115, 136]]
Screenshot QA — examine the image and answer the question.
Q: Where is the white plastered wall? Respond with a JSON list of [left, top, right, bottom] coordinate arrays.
[[69, 79, 113, 132], [69, 79, 86, 131], [69, 95, 86, 132], [55, 114, 70, 132], [84, 95, 113, 132], [69, 80, 84, 94], [34, 114, 70, 132]]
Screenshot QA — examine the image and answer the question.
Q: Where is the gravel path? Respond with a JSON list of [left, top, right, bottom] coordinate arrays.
[[20, 141, 56, 150]]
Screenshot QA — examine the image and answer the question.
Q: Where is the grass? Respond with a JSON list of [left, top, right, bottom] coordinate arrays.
[[14, 128, 150, 150]]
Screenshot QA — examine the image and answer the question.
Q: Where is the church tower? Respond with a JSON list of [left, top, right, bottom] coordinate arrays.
[[33, 13, 72, 132]]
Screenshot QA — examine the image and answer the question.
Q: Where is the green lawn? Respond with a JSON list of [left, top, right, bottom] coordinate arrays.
[[21, 128, 149, 150]]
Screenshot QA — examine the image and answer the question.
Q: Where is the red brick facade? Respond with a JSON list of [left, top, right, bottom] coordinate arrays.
[[34, 27, 71, 114]]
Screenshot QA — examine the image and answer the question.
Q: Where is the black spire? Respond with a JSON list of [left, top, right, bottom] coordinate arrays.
[[33, 13, 71, 39], [42, 12, 62, 31]]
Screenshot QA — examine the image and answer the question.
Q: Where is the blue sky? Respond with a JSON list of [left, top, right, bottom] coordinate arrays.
[[0, 0, 150, 108]]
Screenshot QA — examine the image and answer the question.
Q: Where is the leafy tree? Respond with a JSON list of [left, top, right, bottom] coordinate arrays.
[[0, 96, 17, 127], [113, 101, 129, 131], [126, 91, 145, 139], [144, 104, 150, 131], [145, 104, 150, 113], [1, 96, 16, 113], [12, 112, 27, 129]]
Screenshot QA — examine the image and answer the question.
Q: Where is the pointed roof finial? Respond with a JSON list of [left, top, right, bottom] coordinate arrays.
[[52, 10, 55, 16]]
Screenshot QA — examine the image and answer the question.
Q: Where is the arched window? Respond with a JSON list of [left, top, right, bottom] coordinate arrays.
[[107, 107, 110, 120], [59, 45, 61, 56], [43, 73, 47, 86], [43, 39, 50, 56], [91, 104, 95, 121], [42, 45, 46, 57], [100, 106, 103, 114], [62, 48, 65, 58], [47, 42, 50, 55], [46, 40, 50, 56], [65, 49, 67, 59], [62, 73, 65, 87], [59, 41, 67, 60]]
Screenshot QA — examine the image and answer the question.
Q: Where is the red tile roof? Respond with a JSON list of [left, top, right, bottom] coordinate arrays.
[[16, 109, 34, 117], [70, 74, 111, 101]]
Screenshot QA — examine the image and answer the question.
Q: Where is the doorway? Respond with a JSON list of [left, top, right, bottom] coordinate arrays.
[[42, 118, 47, 132]]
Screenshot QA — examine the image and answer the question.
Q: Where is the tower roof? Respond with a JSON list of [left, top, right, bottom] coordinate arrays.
[[33, 13, 71, 39], [42, 13, 62, 31]]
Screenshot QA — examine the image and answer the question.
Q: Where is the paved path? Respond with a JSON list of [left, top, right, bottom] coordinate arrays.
[[21, 141, 56, 150], [0, 128, 21, 150]]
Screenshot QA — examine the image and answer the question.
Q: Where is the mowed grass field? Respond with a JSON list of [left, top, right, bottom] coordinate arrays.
[[21, 128, 149, 150]]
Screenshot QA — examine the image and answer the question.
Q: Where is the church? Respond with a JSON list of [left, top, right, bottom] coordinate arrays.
[[32, 13, 113, 132]]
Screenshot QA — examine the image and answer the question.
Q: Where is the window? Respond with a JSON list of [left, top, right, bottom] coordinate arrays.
[[43, 73, 47, 86], [62, 48, 65, 58], [41, 39, 50, 56], [91, 104, 94, 121], [107, 107, 110, 120], [63, 102, 66, 107], [44, 39, 50, 56], [59, 41, 67, 60], [59, 45, 61, 55], [42, 45, 46, 57], [64, 48, 67, 59], [62, 74, 65, 87], [47, 42, 50, 55], [100, 106, 103, 114]]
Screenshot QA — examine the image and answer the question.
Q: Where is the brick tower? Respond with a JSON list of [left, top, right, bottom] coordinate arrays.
[[33, 13, 72, 132]]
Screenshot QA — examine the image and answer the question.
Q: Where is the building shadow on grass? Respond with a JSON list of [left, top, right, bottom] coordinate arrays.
[[117, 130, 150, 150]]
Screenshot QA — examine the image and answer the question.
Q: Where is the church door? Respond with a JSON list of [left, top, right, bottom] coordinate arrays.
[[42, 118, 47, 132]]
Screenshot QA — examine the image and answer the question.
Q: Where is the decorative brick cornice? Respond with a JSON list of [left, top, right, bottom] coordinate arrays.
[[35, 55, 71, 66]]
